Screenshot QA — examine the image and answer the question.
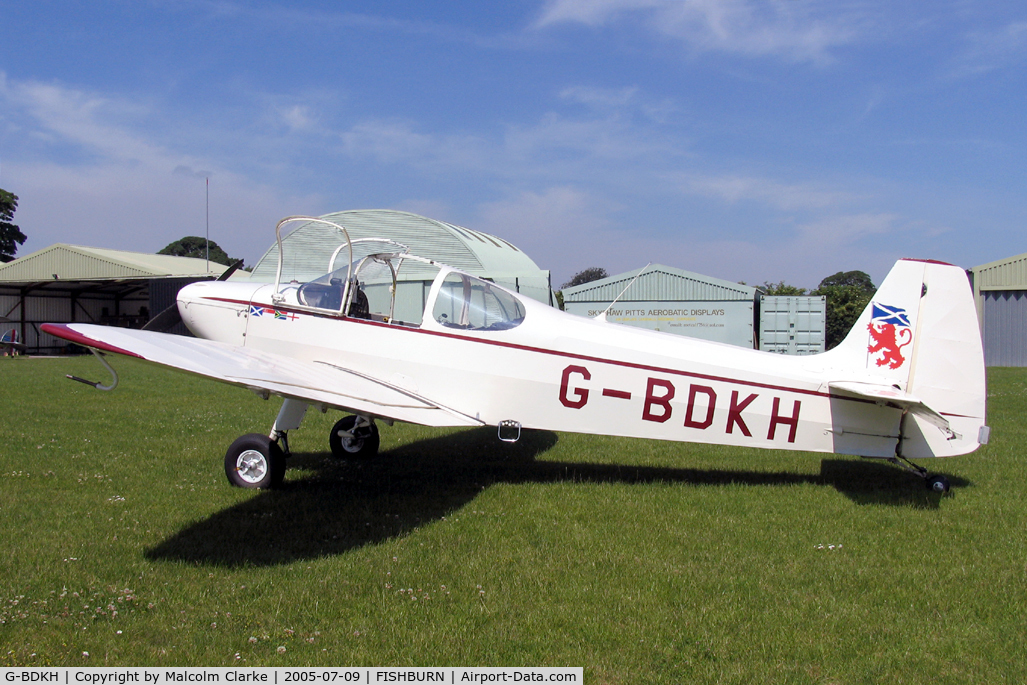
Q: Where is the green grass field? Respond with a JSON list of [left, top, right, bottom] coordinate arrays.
[[1, 356, 1025, 682]]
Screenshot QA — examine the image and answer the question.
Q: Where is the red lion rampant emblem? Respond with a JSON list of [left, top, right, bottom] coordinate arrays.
[[867, 303, 913, 369]]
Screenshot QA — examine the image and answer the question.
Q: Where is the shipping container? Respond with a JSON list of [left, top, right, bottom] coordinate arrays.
[[758, 295, 826, 355]]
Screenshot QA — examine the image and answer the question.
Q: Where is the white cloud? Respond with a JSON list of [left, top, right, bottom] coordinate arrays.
[[475, 184, 912, 289], [337, 118, 490, 172], [334, 104, 674, 177], [476, 187, 624, 278], [535, 0, 861, 63], [3, 79, 160, 163], [537, 0, 665, 27], [559, 85, 640, 108], [558, 85, 679, 123], [0, 70, 943, 290], [478, 186, 618, 240], [794, 212, 898, 245], [0, 75, 316, 264], [339, 119, 435, 162], [279, 104, 316, 132], [503, 111, 674, 165], [677, 173, 858, 210], [951, 21, 1027, 77]]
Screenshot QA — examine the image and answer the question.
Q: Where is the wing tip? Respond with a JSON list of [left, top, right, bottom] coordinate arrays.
[[40, 323, 145, 359]]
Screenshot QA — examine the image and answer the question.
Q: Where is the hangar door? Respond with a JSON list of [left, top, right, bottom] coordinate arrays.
[[983, 290, 1027, 367]]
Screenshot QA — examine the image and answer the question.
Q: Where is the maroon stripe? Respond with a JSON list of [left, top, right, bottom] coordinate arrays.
[[204, 296, 857, 401], [900, 258, 955, 266]]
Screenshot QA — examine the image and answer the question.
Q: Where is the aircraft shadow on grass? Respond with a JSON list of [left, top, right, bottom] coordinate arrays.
[[144, 427, 969, 567]]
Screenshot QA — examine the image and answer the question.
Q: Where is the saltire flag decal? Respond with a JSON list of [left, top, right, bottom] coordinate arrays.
[[870, 303, 911, 328]]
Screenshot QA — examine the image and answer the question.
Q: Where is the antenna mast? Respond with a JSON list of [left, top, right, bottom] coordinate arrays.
[[598, 264, 652, 321], [205, 177, 210, 272]]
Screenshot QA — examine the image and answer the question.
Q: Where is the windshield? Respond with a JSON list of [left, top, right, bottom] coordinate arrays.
[[287, 249, 441, 326], [432, 272, 526, 331]]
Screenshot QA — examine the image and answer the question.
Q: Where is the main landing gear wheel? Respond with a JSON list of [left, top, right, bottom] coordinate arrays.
[[329, 415, 380, 459], [926, 474, 951, 494], [224, 434, 286, 489]]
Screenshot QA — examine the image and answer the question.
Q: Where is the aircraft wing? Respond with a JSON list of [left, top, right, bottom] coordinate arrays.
[[41, 323, 483, 428], [828, 380, 955, 437]]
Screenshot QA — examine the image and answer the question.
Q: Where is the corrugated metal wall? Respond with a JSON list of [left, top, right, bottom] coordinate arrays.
[[976, 253, 1027, 289], [759, 295, 827, 355], [0, 245, 149, 281], [0, 278, 196, 353], [564, 299, 756, 347], [983, 290, 1027, 366], [565, 268, 753, 302], [1, 290, 147, 353]]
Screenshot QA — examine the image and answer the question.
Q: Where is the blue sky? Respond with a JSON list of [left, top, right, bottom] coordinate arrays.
[[1, 0, 1024, 288]]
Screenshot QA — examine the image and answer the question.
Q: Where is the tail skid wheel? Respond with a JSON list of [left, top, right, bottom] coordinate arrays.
[[926, 474, 951, 494], [225, 434, 286, 489], [329, 415, 380, 459]]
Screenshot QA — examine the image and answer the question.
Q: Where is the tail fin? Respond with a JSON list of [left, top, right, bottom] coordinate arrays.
[[824, 259, 988, 457]]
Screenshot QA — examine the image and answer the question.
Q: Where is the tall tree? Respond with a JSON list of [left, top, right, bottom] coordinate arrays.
[[817, 270, 876, 291], [0, 189, 27, 263], [555, 267, 609, 310], [561, 267, 608, 289], [760, 280, 808, 296], [812, 270, 876, 350], [158, 236, 240, 267]]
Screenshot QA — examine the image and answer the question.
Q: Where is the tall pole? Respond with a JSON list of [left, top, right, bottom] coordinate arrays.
[[205, 177, 210, 272]]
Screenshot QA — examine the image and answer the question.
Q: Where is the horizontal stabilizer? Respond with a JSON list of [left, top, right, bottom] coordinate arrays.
[[829, 381, 957, 438]]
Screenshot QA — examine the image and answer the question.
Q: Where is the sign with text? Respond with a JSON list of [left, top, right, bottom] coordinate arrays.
[[564, 300, 755, 348]]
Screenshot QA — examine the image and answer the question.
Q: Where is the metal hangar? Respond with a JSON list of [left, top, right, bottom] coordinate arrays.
[[972, 251, 1027, 366], [561, 264, 826, 353], [0, 244, 224, 354]]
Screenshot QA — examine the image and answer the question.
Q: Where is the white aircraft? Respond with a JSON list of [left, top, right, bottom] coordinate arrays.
[[42, 216, 988, 493]]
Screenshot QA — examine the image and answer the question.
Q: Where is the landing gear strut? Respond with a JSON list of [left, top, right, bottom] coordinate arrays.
[[884, 455, 951, 494], [867, 410, 952, 494], [222, 401, 382, 487], [224, 398, 309, 489]]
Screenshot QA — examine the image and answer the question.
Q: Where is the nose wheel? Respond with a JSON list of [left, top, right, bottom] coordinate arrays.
[[926, 474, 951, 494]]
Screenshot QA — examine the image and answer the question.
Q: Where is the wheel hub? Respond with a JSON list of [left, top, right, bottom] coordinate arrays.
[[236, 449, 268, 484]]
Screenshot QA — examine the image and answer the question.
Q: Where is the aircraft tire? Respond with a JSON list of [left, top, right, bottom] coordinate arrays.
[[329, 415, 380, 459], [926, 474, 950, 494], [224, 433, 286, 489]]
